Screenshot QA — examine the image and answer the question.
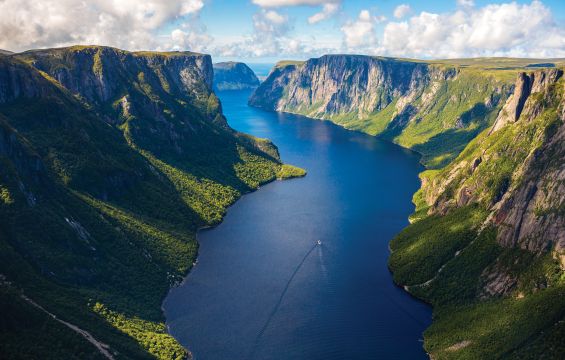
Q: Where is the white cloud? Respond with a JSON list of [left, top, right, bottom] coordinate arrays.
[[457, 0, 475, 7], [253, 9, 289, 35], [393, 4, 412, 19], [341, 10, 383, 52], [252, 0, 338, 7], [381, 0, 565, 58], [214, 9, 296, 58], [253, 0, 341, 25], [169, 22, 213, 53], [308, 3, 339, 24], [263, 10, 288, 25], [0, 0, 207, 52]]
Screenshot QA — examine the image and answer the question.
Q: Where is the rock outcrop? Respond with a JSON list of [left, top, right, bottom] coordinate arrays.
[[250, 55, 429, 118], [213, 61, 259, 91], [389, 67, 565, 359], [250, 55, 512, 168], [421, 68, 565, 257], [0, 46, 284, 359]]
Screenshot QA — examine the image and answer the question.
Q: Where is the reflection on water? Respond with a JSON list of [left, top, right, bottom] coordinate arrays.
[[163, 89, 431, 360]]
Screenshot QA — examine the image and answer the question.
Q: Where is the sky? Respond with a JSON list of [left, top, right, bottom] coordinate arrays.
[[1, 0, 564, 62]]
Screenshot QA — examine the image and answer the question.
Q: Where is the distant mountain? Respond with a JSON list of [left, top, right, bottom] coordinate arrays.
[[250, 55, 565, 168], [0, 45, 302, 359], [250, 54, 565, 359], [213, 61, 260, 91], [0, 49, 13, 55]]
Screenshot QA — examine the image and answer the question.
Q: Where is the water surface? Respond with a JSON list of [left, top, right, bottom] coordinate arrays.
[[164, 88, 431, 359]]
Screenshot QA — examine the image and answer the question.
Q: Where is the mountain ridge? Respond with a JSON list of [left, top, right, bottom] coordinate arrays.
[[250, 55, 565, 359], [0, 45, 302, 359]]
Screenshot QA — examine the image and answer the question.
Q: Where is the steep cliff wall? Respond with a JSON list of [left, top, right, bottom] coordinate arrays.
[[418, 68, 564, 255], [252, 54, 564, 358], [213, 62, 260, 91], [0, 47, 290, 359], [250, 55, 514, 167], [390, 68, 565, 359], [251, 55, 428, 116]]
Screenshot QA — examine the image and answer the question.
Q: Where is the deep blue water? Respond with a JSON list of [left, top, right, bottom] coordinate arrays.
[[163, 89, 432, 360]]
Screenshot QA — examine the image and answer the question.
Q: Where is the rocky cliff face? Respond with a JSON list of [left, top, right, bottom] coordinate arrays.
[[389, 67, 565, 359], [20, 47, 213, 101], [0, 46, 285, 359], [250, 55, 512, 168], [213, 61, 259, 91], [421, 68, 564, 257], [250, 55, 428, 116], [255, 54, 565, 358]]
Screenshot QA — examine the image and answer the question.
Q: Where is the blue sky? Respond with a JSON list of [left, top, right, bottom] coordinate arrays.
[[2, 0, 565, 62]]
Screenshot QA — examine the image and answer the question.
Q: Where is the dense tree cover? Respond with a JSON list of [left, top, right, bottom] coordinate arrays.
[[389, 72, 565, 358], [276, 164, 307, 179], [0, 47, 302, 359]]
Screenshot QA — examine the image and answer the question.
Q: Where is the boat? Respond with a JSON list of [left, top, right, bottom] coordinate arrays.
[[317, 240, 322, 246]]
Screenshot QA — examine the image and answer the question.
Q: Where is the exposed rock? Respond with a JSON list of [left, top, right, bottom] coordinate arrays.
[[213, 62, 260, 90], [479, 266, 518, 298], [491, 69, 563, 133], [17, 46, 214, 107], [65, 217, 91, 243], [494, 123, 565, 253], [423, 68, 565, 256], [250, 55, 430, 119], [445, 340, 472, 352]]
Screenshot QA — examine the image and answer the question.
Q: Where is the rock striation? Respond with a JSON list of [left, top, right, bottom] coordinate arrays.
[[423, 68, 565, 256], [250, 55, 429, 118], [0, 46, 284, 359], [250, 55, 513, 168], [252, 54, 565, 358]]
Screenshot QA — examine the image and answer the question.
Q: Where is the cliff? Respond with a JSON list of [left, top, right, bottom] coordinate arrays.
[[213, 61, 260, 91], [250, 55, 517, 168], [418, 68, 564, 254], [251, 54, 564, 358], [390, 68, 565, 359], [0, 46, 288, 359]]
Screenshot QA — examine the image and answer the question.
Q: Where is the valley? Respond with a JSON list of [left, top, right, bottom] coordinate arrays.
[[250, 55, 565, 359], [1, 48, 563, 360]]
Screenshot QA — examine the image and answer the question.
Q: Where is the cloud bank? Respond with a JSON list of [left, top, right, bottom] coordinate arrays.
[[381, 0, 565, 58], [0, 0, 563, 59], [0, 0, 209, 53]]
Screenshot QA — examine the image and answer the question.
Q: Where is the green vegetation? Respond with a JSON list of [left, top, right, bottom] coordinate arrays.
[[274, 60, 305, 69], [390, 205, 488, 286], [391, 207, 565, 359], [93, 303, 185, 360], [0, 47, 303, 359], [388, 70, 565, 358], [359, 68, 512, 168], [276, 164, 307, 179], [256, 56, 558, 168]]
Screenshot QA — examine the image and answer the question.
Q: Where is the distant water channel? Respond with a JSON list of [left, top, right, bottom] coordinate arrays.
[[163, 80, 432, 359]]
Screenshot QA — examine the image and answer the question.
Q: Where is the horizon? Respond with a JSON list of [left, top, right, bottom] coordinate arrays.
[[6, 44, 565, 65]]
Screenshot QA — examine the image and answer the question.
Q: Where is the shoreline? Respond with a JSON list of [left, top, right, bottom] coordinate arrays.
[[161, 162, 307, 355], [164, 102, 430, 358], [247, 105, 434, 346]]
